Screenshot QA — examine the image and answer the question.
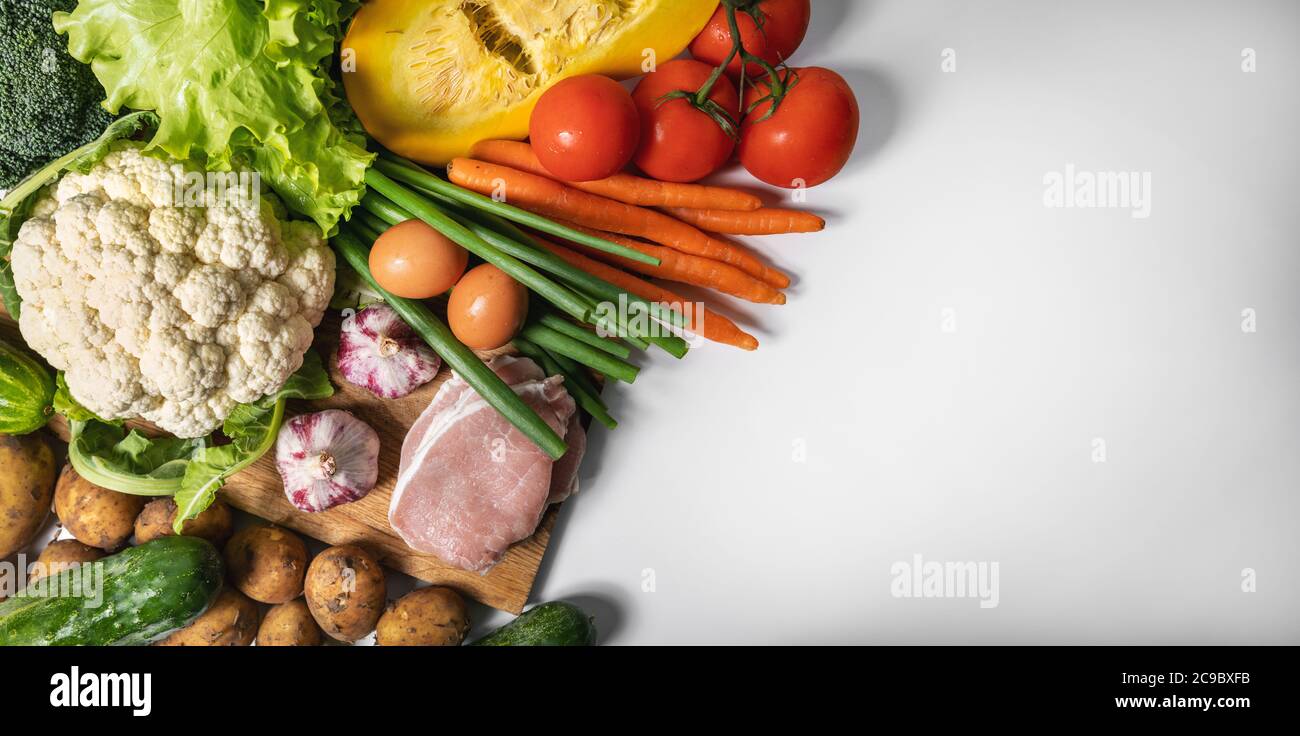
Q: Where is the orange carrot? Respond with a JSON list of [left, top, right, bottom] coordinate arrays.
[[448, 158, 790, 289], [660, 206, 825, 235], [470, 139, 762, 211], [551, 222, 784, 305], [533, 237, 760, 351]]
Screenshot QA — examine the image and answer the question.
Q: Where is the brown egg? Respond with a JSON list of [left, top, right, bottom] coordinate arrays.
[[448, 264, 529, 350], [369, 220, 468, 299]]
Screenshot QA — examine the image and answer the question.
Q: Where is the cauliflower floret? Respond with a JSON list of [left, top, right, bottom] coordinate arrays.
[[64, 343, 155, 419], [149, 206, 206, 254], [51, 194, 106, 266], [226, 308, 315, 404], [139, 335, 226, 404], [195, 202, 289, 276], [175, 263, 247, 328], [142, 393, 237, 441], [152, 251, 196, 289], [8, 219, 55, 296], [10, 142, 335, 439], [278, 221, 336, 326]]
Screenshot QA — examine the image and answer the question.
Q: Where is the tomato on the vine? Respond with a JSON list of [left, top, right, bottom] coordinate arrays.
[[631, 59, 739, 183], [739, 67, 859, 188], [529, 74, 640, 181], [690, 0, 811, 78]]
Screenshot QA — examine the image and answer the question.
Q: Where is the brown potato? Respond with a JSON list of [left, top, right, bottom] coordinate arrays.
[[257, 599, 322, 647], [0, 433, 57, 558], [135, 497, 233, 545], [304, 544, 386, 642], [375, 586, 469, 646], [28, 539, 104, 584], [224, 525, 308, 604], [53, 465, 145, 550], [156, 588, 259, 646]]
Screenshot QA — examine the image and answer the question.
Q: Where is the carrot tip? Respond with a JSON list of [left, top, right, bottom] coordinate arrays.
[[765, 272, 792, 289]]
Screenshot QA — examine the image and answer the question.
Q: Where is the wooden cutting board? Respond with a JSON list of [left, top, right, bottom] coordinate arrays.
[[1, 310, 559, 614]]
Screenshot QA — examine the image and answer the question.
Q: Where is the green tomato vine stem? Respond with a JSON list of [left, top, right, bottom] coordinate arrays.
[[659, 0, 796, 139]]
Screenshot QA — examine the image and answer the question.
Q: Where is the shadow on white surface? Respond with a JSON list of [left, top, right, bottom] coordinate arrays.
[[832, 65, 901, 182], [803, 0, 864, 51]]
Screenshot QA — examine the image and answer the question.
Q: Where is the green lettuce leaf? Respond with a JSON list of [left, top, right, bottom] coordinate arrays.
[[54, 0, 372, 233], [67, 421, 206, 496]]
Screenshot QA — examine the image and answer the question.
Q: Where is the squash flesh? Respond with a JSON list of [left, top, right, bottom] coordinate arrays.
[[344, 0, 720, 164]]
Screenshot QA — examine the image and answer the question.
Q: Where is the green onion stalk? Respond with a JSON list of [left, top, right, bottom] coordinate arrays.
[[359, 179, 590, 323], [332, 229, 568, 460], [420, 196, 691, 358], [513, 336, 616, 430], [519, 322, 639, 384], [359, 187, 690, 358]]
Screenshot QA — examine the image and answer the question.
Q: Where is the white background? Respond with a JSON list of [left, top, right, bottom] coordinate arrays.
[[489, 0, 1300, 644]]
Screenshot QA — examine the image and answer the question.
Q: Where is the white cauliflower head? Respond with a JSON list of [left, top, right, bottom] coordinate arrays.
[[11, 142, 335, 438]]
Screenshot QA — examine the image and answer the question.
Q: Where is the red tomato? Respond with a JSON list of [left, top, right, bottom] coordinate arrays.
[[739, 67, 859, 188], [529, 75, 640, 182], [631, 59, 739, 183], [689, 0, 811, 78]]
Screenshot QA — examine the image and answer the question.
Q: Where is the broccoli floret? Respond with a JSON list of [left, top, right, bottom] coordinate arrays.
[[0, 0, 116, 189]]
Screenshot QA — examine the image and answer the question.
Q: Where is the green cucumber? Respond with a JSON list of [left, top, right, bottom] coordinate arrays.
[[0, 337, 54, 435], [471, 601, 597, 646], [0, 536, 224, 646]]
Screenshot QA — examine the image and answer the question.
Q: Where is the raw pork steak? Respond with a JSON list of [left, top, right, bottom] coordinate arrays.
[[390, 356, 586, 572]]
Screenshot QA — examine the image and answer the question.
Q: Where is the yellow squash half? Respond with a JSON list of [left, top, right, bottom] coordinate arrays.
[[343, 0, 720, 165]]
